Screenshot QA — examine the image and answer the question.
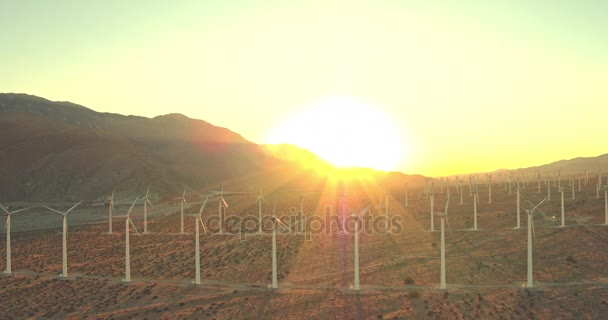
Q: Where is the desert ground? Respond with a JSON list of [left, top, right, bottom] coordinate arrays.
[[0, 178, 607, 319]]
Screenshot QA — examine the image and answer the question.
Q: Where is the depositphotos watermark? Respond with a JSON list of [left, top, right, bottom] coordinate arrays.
[[202, 208, 404, 240]]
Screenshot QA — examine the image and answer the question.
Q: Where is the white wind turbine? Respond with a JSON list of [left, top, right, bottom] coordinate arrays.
[[602, 185, 608, 225], [487, 173, 493, 204], [143, 186, 153, 234], [255, 189, 268, 234], [119, 197, 140, 283], [435, 195, 451, 290], [571, 179, 576, 200], [187, 195, 209, 285], [525, 197, 548, 288], [269, 199, 293, 289], [43, 201, 83, 278], [559, 187, 566, 227], [107, 190, 115, 234], [299, 195, 305, 234], [429, 191, 435, 232], [385, 192, 389, 222], [514, 185, 522, 229], [0, 204, 29, 274], [471, 186, 480, 230], [175, 187, 188, 234], [597, 174, 601, 199], [404, 183, 409, 207], [350, 207, 366, 291]]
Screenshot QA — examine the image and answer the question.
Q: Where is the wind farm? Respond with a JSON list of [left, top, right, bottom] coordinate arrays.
[[1, 1, 608, 318]]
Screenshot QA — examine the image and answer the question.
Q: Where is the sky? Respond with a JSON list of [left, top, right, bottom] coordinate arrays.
[[1, 0, 607, 176]]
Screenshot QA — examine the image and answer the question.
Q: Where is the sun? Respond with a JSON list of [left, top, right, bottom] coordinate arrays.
[[265, 95, 406, 171]]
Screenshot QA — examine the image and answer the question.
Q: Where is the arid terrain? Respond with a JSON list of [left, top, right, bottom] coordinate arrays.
[[0, 176, 606, 319]]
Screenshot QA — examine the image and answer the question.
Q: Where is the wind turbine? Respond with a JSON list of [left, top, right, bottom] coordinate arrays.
[[472, 186, 480, 230], [435, 195, 451, 289], [107, 190, 115, 234], [119, 197, 140, 283], [211, 185, 230, 234], [404, 183, 409, 207], [143, 187, 153, 234], [269, 199, 293, 289], [299, 195, 305, 234], [350, 206, 369, 291], [187, 195, 209, 285], [385, 192, 389, 223], [602, 185, 608, 225], [559, 187, 566, 227], [175, 187, 188, 234], [43, 201, 83, 278], [514, 185, 522, 229], [525, 197, 547, 288], [571, 179, 576, 200], [255, 189, 268, 234], [487, 173, 493, 204], [429, 191, 435, 232], [0, 204, 29, 274]]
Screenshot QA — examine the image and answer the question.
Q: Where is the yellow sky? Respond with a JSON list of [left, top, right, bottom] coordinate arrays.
[[1, 1, 607, 176]]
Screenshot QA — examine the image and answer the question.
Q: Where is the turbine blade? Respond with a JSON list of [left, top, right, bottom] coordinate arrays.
[[65, 200, 83, 214], [130, 218, 140, 235], [444, 196, 450, 213], [182, 187, 187, 197], [147, 198, 153, 207], [198, 195, 209, 216], [145, 186, 150, 199], [43, 206, 65, 215], [446, 216, 452, 233], [199, 217, 207, 234], [0, 204, 10, 215], [221, 198, 228, 208], [275, 217, 294, 233], [531, 197, 548, 212], [127, 197, 139, 217], [11, 208, 30, 214]]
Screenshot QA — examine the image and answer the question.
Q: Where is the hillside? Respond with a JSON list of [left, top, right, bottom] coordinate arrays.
[[0, 94, 311, 201]]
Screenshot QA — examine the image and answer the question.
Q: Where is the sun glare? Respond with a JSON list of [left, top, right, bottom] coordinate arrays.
[[265, 96, 406, 171]]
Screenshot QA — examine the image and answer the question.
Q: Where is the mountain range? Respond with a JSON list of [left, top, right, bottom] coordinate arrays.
[[1, 93, 604, 202]]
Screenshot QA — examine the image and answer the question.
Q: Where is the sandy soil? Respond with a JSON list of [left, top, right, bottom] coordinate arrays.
[[0, 179, 607, 319]]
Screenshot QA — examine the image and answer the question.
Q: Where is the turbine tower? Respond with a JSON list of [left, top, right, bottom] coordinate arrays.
[[121, 197, 139, 283], [351, 207, 368, 291], [107, 190, 115, 234], [176, 187, 188, 234], [43, 201, 83, 278], [255, 189, 267, 234], [143, 187, 153, 234], [515, 186, 522, 229], [385, 192, 389, 223], [487, 173, 493, 204], [429, 191, 435, 232], [0, 204, 29, 274], [559, 187, 566, 227], [436, 196, 451, 289], [526, 197, 547, 288], [603, 185, 608, 225], [404, 183, 409, 207], [187, 195, 209, 285]]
